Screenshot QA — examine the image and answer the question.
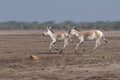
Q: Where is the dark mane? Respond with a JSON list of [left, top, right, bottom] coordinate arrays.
[[73, 27, 79, 31], [50, 29, 54, 33]]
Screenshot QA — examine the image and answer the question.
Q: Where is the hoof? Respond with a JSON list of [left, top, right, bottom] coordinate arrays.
[[71, 41, 73, 43], [83, 49, 85, 52], [59, 50, 63, 53], [90, 50, 94, 53], [75, 50, 77, 54], [55, 48, 59, 51], [105, 40, 108, 43]]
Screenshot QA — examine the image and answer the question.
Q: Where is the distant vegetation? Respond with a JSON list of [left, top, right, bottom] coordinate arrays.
[[0, 21, 120, 30]]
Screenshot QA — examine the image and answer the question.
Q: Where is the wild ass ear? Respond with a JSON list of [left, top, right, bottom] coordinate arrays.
[[73, 27, 79, 31], [47, 26, 52, 30], [73, 27, 76, 29], [49, 26, 52, 29]]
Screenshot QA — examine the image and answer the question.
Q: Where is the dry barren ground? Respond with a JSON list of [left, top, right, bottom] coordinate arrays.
[[0, 30, 120, 80]]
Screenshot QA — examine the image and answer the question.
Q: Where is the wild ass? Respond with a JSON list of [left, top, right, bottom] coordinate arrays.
[[69, 27, 108, 53], [43, 27, 73, 53]]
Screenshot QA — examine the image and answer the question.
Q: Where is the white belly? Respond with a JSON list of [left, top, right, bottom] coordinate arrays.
[[85, 33, 96, 40], [57, 37, 64, 40]]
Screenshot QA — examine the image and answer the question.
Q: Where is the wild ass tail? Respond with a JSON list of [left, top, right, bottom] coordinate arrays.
[[102, 34, 108, 43]]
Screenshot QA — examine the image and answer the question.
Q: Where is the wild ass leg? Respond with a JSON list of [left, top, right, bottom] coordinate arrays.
[[75, 40, 84, 53], [67, 35, 73, 42], [91, 39, 100, 53], [52, 42, 59, 50], [59, 39, 68, 53], [49, 39, 56, 53], [79, 42, 85, 52]]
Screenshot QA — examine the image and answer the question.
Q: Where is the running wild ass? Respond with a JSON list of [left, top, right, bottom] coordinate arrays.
[[69, 27, 108, 53], [43, 27, 73, 53]]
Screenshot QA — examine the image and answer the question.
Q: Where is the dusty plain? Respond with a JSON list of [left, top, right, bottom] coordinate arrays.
[[0, 30, 120, 80]]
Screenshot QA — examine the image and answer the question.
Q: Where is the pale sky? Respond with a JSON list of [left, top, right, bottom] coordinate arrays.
[[0, 0, 120, 22]]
